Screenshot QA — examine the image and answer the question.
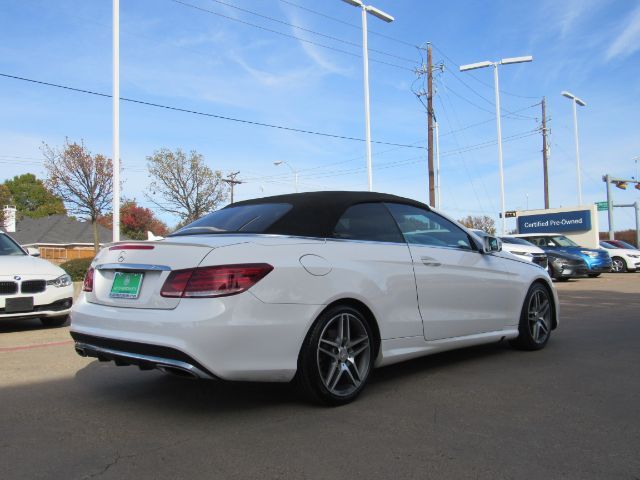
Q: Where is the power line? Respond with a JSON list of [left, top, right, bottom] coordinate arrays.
[[0, 72, 426, 150], [169, 0, 413, 71], [274, 129, 538, 182], [277, 0, 418, 48], [204, 0, 415, 64]]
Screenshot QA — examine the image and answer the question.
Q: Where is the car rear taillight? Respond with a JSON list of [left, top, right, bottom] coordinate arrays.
[[83, 267, 95, 292], [160, 264, 273, 298]]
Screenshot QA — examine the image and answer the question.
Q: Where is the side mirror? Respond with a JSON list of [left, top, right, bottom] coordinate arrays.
[[483, 236, 502, 254], [26, 247, 41, 257]]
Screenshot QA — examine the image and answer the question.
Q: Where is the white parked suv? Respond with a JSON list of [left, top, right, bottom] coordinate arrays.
[[470, 230, 548, 269], [0, 231, 73, 326]]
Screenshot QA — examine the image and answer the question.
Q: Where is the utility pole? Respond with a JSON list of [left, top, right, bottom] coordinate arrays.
[[435, 120, 441, 209], [541, 97, 549, 209], [224, 172, 243, 204], [427, 43, 435, 207]]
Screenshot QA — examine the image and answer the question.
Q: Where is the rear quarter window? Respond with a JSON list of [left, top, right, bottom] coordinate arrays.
[[332, 203, 404, 243]]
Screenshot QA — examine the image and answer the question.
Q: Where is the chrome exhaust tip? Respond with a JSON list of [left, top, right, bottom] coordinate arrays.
[[157, 365, 199, 379]]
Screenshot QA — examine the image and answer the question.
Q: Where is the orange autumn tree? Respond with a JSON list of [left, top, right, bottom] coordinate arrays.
[[99, 200, 168, 240]]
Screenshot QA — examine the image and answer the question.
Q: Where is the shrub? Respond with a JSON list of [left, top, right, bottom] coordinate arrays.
[[60, 258, 93, 281]]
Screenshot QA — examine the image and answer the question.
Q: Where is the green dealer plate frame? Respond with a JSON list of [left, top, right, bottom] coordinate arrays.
[[109, 272, 144, 299]]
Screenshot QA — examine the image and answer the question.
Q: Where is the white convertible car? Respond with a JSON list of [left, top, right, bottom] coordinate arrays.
[[71, 192, 559, 405], [1, 231, 73, 326]]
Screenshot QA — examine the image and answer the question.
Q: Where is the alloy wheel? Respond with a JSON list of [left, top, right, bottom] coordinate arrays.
[[527, 289, 551, 344], [316, 312, 371, 397], [612, 258, 625, 273]]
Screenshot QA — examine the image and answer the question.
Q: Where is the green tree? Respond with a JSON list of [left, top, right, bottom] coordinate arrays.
[[43, 139, 113, 252], [146, 148, 228, 224], [458, 215, 496, 235], [4, 173, 66, 219]]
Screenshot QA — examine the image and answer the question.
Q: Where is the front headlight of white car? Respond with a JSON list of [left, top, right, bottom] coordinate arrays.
[[47, 274, 72, 288], [511, 251, 533, 257], [627, 254, 640, 258]]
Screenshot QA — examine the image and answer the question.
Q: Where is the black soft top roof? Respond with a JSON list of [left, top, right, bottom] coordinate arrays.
[[229, 191, 429, 238]]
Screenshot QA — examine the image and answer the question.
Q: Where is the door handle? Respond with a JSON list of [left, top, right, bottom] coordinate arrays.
[[421, 256, 441, 267]]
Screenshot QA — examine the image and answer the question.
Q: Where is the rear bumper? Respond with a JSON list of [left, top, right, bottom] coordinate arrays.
[[70, 292, 321, 382], [72, 333, 216, 379]]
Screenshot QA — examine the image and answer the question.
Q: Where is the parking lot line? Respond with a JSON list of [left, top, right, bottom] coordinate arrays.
[[0, 339, 73, 353]]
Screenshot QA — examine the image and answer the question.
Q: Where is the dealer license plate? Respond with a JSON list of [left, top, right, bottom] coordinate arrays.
[[109, 272, 144, 299]]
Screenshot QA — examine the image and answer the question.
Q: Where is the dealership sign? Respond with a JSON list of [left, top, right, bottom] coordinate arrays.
[[517, 210, 592, 234]]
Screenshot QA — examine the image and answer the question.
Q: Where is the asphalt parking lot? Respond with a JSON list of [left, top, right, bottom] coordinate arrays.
[[1, 274, 639, 480]]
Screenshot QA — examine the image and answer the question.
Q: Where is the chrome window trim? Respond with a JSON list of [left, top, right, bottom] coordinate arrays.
[[96, 263, 171, 271], [325, 238, 409, 246]]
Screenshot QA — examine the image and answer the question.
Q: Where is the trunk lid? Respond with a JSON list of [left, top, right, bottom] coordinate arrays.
[[86, 237, 247, 309]]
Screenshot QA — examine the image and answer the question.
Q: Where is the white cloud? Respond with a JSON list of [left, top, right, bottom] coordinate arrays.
[[605, 5, 640, 61], [280, 8, 352, 76]]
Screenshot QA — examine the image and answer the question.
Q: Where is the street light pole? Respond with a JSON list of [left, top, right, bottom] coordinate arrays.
[[274, 161, 298, 193], [112, 0, 120, 242], [360, 5, 373, 192], [459, 55, 533, 235], [561, 91, 586, 206], [492, 62, 505, 235], [572, 99, 581, 204], [341, 0, 394, 192]]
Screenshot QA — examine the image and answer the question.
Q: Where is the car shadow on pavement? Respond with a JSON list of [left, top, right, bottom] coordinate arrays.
[[0, 317, 69, 334], [64, 339, 516, 413]]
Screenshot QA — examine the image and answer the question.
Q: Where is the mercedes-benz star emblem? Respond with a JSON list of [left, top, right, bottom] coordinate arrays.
[[117, 251, 126, 263]]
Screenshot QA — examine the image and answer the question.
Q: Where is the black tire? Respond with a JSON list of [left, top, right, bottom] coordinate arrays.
[[611, 257, 627, 273], [587, 273, 601, 278], [40, 315, 69, 327], [296, 305, 374, 406], [510, 283, 553, 351]]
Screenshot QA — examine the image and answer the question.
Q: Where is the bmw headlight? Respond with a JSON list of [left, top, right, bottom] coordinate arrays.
[[47, 274, 72, 288], [580, 250, 598, 258], [511, 251, 533, 257], [628, 254, 640, 258]]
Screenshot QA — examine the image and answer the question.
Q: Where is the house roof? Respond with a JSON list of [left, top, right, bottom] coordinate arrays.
[[2, 215, 120, 245]]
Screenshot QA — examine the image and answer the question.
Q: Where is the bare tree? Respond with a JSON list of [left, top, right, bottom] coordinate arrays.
[[458, 215, 496, 235], [43, 139, 113, 252], [146, 148, 228, 224]]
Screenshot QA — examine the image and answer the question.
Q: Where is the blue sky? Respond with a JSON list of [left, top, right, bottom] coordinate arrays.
[[1, 0, 639, 231]]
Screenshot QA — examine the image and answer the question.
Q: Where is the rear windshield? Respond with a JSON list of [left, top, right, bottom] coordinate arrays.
[[170, 203, 292, 236]]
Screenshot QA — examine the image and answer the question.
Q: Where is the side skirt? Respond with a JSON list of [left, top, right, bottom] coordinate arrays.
[[376, 328, 519, 368]]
